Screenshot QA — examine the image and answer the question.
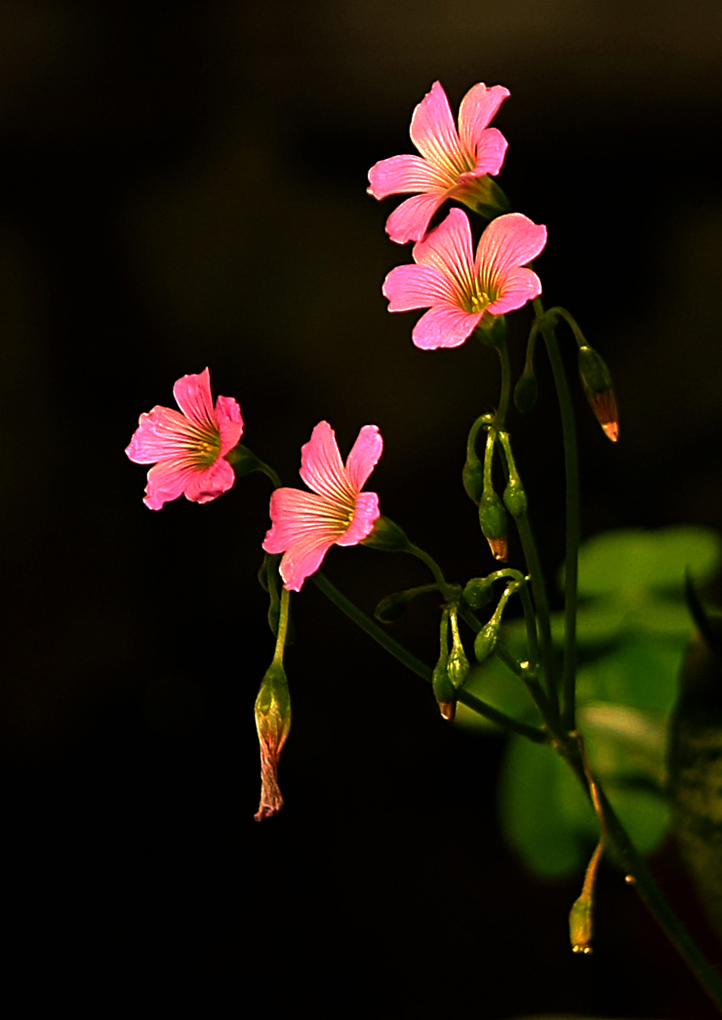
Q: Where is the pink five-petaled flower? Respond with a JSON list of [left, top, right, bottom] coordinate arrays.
[[263, 421, 383, 592], [382, 208, 547, 350], [125, 367, 243, 510], [367, 81, 510, 244]]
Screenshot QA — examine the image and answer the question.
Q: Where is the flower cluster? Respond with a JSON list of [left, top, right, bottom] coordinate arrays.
[[125, 79, 554, 822], [369, 80, 546, 349]]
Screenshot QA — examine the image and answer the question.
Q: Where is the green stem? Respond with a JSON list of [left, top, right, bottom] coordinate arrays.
[[534, 297, 580, 732], [561, 737, 722, 1011], [495, 339, 512, 428], [514, 512, 559, 720], [272, 586, 291, 665]]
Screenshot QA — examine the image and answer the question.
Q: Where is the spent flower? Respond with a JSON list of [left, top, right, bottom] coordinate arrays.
[[125, 368, 242, 510], [368, 81, 510, 244], [263, 421, 383, 591], [383, 208, 546, 350]]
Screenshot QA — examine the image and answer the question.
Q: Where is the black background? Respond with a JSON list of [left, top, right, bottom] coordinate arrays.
[[2, 1, 722, 1015]]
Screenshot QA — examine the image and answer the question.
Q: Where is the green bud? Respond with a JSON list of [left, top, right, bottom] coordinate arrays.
[[362, 515, 410, 552], [479, 492, 508, 561], [462, 457, 483, 502], [462, 577, 493, 611], [447, 645, 469, 691], [503, 478, 527, 519], [432, 659, 456, 721], [569, 895, 593, 955], [514, 370, 539, 414], [374, 590, 414, 624], [474, 621, 499, 663], [578, 345, 618, 442]]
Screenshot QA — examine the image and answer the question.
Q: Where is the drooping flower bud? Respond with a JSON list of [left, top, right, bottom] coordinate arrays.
[[578, 345, 618, 442], [513, 367, 539, 414], [474, 619, 500, 663], [479, 491, 508, 561], [374, 590, 415, 624], [447, 611, 470, 690], [502, 477, 527, 519], [432, 610, 455, 720], [432, 658, 456, 722], [462, 455, 484, 503], [254, 660, 291, 822], [462, 576, 494, 611]]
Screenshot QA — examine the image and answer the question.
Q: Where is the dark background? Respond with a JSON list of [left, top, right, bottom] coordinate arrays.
[[2, 1, 722, 1014]]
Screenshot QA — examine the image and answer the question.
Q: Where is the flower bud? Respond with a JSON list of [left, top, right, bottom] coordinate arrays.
[[503, 478, 527, 519], [447, 612, 470, 690], [432, 658, 456, 721], [462, 456, 483, 503], [254, 661, 291, 822], [578, 345, 618, 442], [462, 577, 493, 611], [374, 590, 414, 624], [362, 515, 410, 552], [479, 491, 508, 561], [474, 620, 499, 663], [514, 369, 539, 414]]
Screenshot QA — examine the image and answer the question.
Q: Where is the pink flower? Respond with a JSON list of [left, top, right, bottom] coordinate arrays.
[[367, 81, 510, 244], [382, 208, 547, 350], [263, 421, 383, 591], [125, 368, 243, 510]]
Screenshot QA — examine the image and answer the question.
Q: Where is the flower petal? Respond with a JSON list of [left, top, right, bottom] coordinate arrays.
[[409, 81, 462, 168], [457, 84, 510, 155], [183, 456, 236, 504], [142, 458, 197, 510], [299, 422, 354, 502], [413, 208, 476, 294], [172, 368, 217, 430], [487, 266, 543, 315], [411, 305, 481, 350], [337, 491, 380, 546], [383, 264, 457, 312], [384, 192, 446, 245], [367, 155, 447, 198], [263, 488, 340, 591], [345, 426, 383, 491], [214, 394, 243, 455], [463, 126, 508, 178], [476, 213, 547, 287], [126, 405, 202, 463]]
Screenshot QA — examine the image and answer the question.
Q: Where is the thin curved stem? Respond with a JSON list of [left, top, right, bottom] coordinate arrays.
[[534, 297, 580, 732]]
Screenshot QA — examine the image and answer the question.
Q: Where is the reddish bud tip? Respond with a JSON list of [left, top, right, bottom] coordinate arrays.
[[488, 536, 508, 561], [591, 391, 619, 442], [438, 700, 456, 722]]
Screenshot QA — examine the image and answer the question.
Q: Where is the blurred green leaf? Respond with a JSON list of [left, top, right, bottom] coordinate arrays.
[[568, 526, 722, 598]]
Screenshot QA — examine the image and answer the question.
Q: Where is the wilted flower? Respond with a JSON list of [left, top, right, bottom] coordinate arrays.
[[368, 81, 510, 244], [263, 421, 383, 591], [254, 660, 291, 822], [382, 208, 546, 350], [125, 368, 242, 510]]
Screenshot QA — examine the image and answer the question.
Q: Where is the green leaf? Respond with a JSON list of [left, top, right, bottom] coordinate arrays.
[[569, 526, 722, 599]]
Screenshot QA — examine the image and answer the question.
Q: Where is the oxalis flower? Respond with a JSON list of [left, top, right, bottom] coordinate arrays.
[[368, 80, 510, 244], [263, 421, 383, 591], [125, 368, 243, 510], [382, 208, 547, 350]]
